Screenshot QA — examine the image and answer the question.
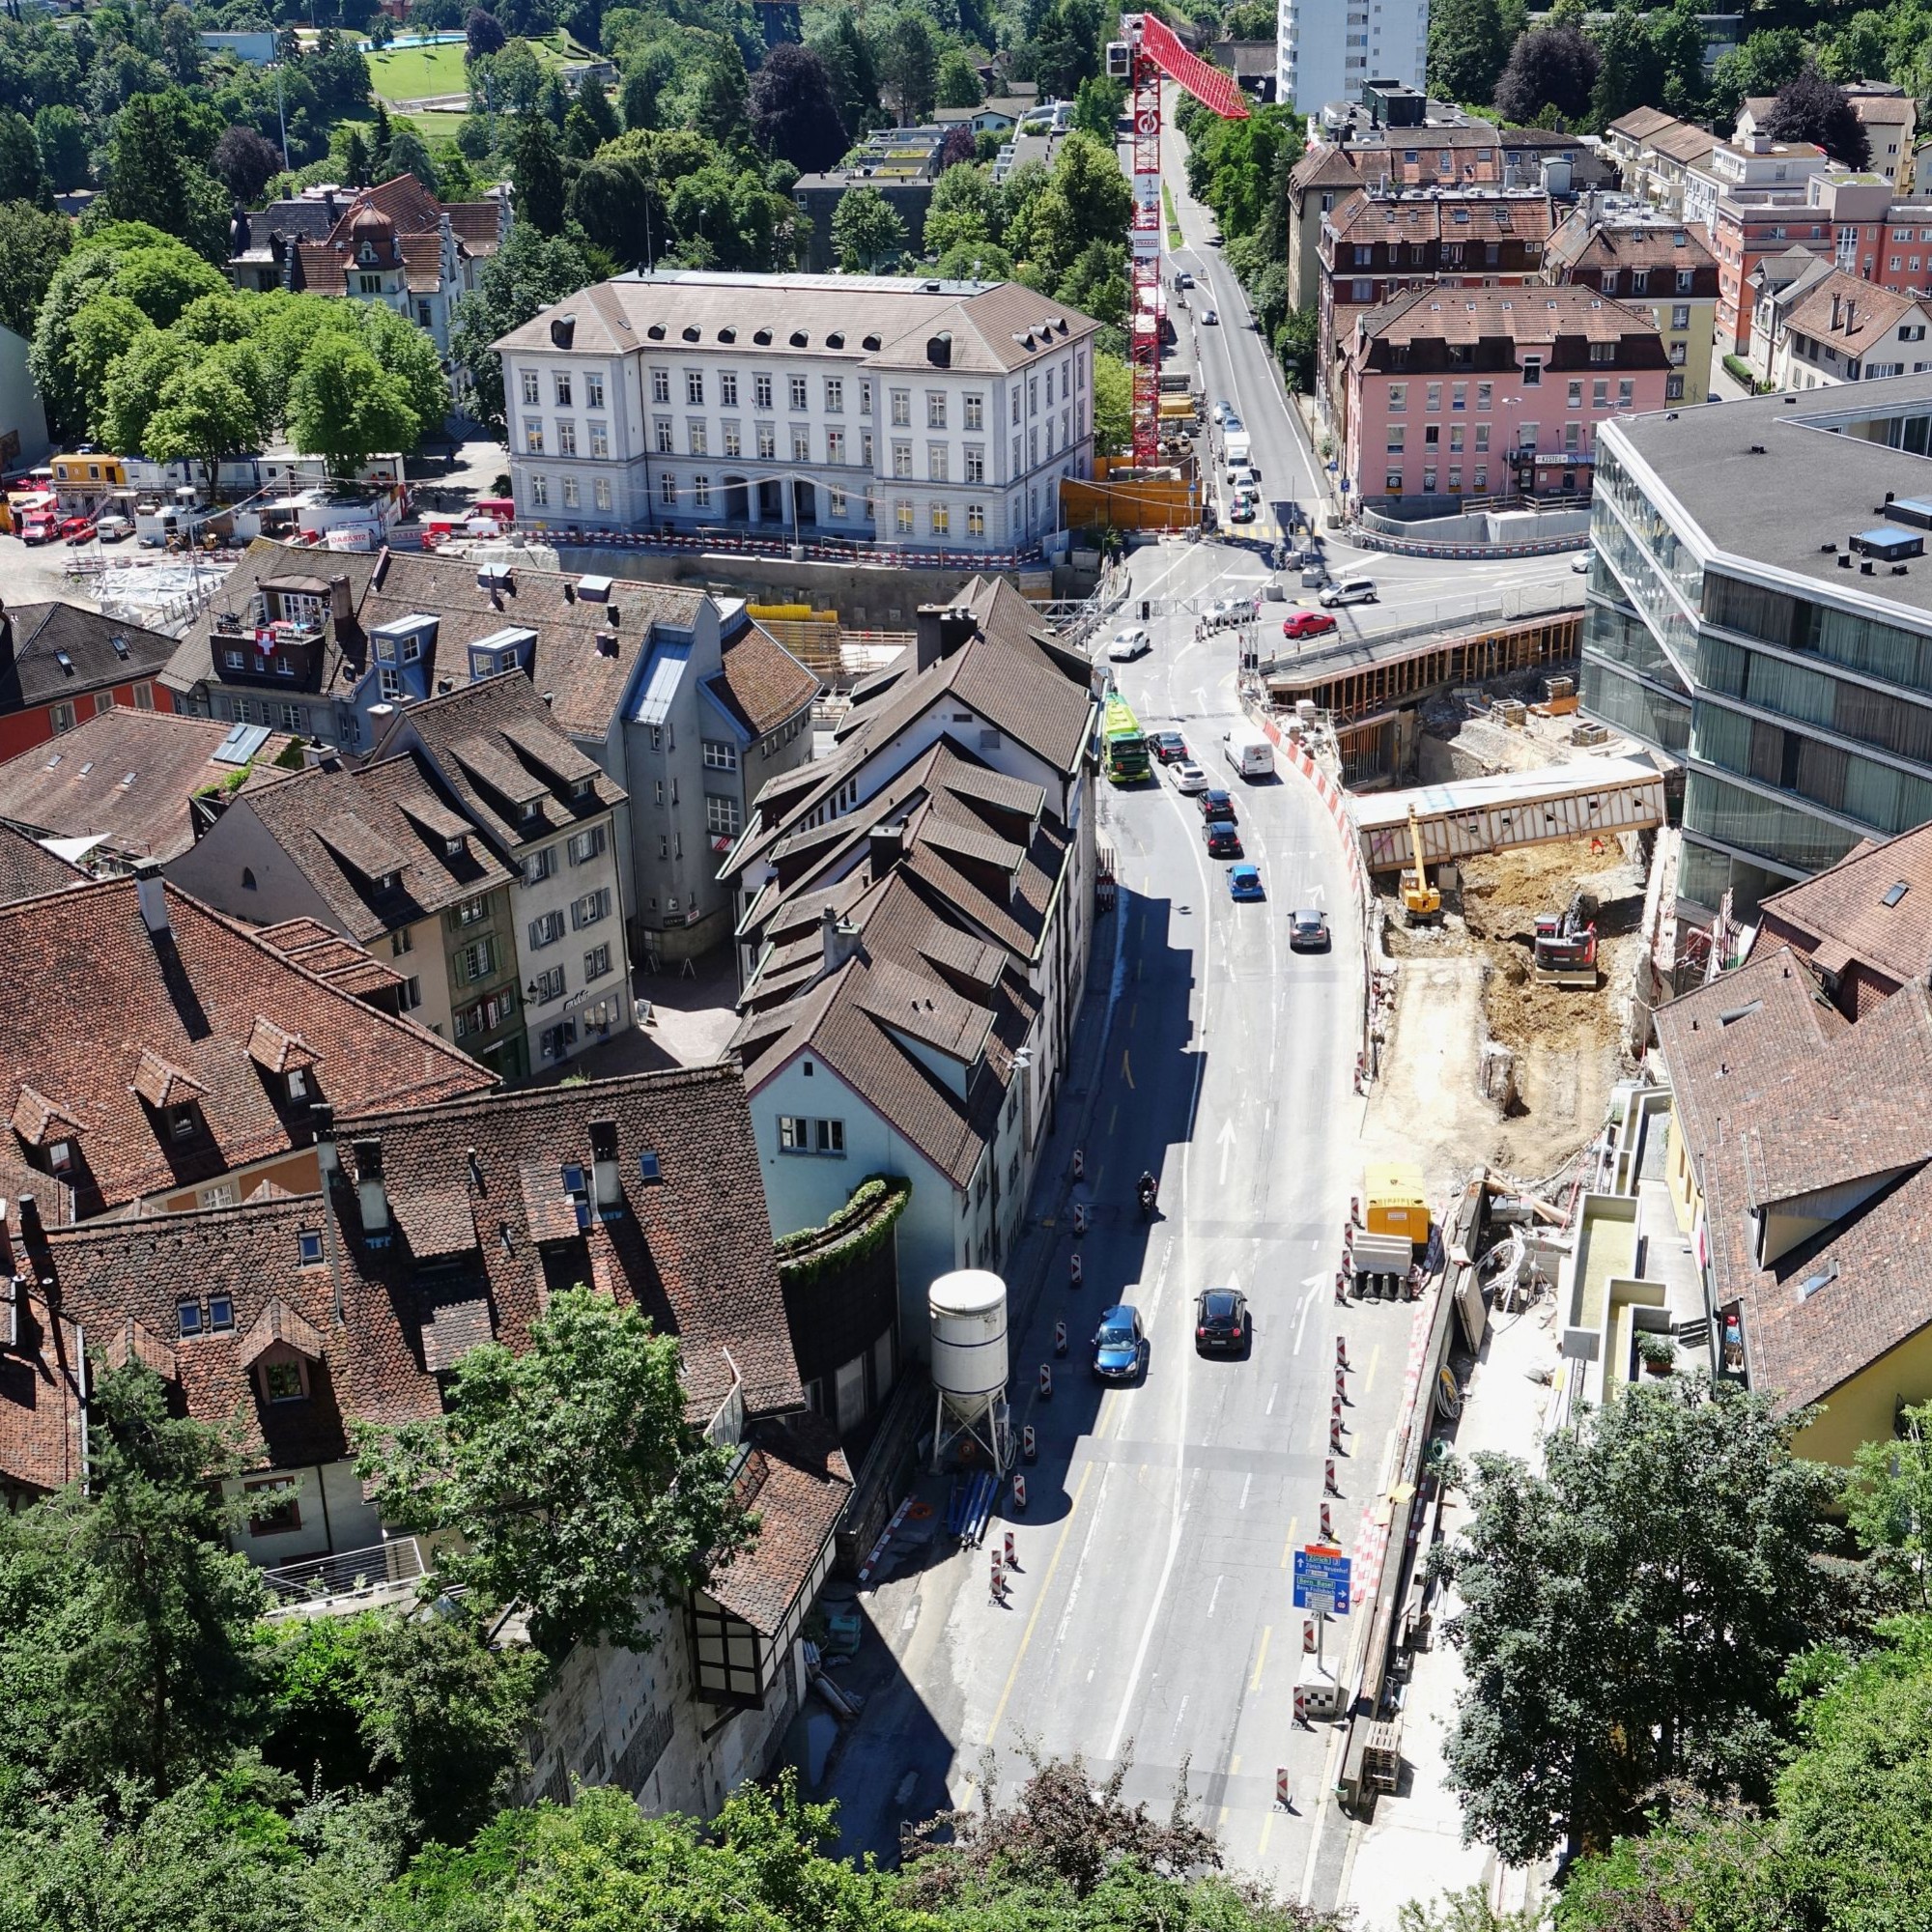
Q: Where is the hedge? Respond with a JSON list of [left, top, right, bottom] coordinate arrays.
[[776, 1174, 911, 1289]]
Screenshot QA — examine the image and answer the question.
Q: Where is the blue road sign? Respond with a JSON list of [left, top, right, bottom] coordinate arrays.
[[1293, 1546, 1352, 1617]]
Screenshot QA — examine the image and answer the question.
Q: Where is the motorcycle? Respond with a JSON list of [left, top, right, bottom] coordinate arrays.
[[1136, 1178, 1158, 1220]]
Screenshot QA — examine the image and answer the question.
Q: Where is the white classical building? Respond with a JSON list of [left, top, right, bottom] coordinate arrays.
[[493, 270, 1100, 555], [1277, 0, 1427, 117]]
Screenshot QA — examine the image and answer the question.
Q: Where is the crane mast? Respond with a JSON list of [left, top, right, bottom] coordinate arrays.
[[1107, 14, 1251, 470]]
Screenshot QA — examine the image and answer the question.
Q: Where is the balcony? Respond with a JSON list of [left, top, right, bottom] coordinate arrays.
[[261, 1536, 428, 1618]]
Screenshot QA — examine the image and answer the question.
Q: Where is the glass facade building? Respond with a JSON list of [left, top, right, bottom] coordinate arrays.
[[1581, 402, 1932, 914]]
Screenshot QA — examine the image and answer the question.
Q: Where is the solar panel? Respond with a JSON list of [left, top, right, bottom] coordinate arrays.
[[212, 722, 271, 765]]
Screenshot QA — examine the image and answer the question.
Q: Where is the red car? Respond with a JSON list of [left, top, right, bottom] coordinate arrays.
[[63, 521, 97, 546], [1283, 611, 1339, 639]]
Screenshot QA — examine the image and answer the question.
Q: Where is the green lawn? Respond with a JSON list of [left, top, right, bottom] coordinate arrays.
[[364, 30, 599, 104]]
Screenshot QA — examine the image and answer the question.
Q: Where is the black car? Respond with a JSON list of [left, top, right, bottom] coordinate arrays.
[[1194, 1287, 1249, 1354], [1198, 788, 1236, 824], [1153, 730, 1188, 764], [1204, 821, 1242, 859], [1289, 907, 1331, 951]]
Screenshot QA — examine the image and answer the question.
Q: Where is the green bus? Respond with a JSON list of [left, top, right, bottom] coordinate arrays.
[[1103, 693, 1151, 785]]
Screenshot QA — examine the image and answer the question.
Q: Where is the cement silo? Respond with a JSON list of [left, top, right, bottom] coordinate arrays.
[[928, 1269, 1010, 1473]]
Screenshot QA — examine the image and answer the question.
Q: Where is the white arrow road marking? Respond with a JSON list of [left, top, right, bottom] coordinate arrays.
[[1216, 1116, 1237, 1187], [1293, 1274, 1324, 1355]]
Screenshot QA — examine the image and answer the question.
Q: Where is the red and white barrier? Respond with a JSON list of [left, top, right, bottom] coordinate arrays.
[[1012, 1471, 1029, 1510], [1276, 1767, 1291, 1807], [857, 1495, 916, 1583]]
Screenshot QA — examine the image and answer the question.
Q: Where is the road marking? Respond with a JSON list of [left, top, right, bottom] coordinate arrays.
[[1299, 1725, 1350, 1906], [1053, 1463, 1116, 1648], [1129, 1001, 1138, 1029], [985, 1458, 1094, 1747], [1280, 1514, 1298, 1569], [1122, 1048, 1135, 1090], [1266, 1380, 1278, 1416], [1363, 1343, 1381, 1400], [1208, 1576, 1223, 1618], [1216, 1117, 1236, 1186], [1239, 1471, 1252, 1510], [1257, 1808, 1274, 1859], [1174, 1694, 1190, 1737], [1250, 1625, 1271, 1691], [1292, 1276, 1322, 1355]]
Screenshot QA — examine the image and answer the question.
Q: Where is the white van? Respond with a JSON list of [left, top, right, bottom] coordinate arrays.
[[1224, 430, 1252, 469], [1224, 727, 1275, 779]]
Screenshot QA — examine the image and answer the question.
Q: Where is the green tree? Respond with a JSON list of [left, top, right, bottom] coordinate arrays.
[[1647, 0, 1709, 118], [813, 9, 882, 132], [1092, 349, 1131, 454], [450, 224, 596, 431], [567, 155, 657, 266], [288, 334, 419, 480], [1846, 1398, 1932, 1610], [510, 113, 566, 236], [1440, 1378, 1837, 1864], [159, 4, 204, 86], [355, 1286, 753, 1658], [937, 46, 985, 108], [881, 12, 938, 124], [0, 200, 71, 340], [103, 95, 227, 259], [0, 111, 48, 207], [385, 125, 440, 195], [1071, 73, 1122, 140], [936, 239, 1015, 279], [1587, 2, 1665, 133], [831, 184, 906, 270], [1429, 0, 1512, 101], [1707, 26, 1806, 128], [143, 353, 272, 487], [923, 158, 1001, 253], [33, 105, 89, 194]]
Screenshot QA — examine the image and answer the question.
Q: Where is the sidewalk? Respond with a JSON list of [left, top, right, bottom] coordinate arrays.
[[527, 945, 740, 1085], [1340, 1292, 1563, 1929]]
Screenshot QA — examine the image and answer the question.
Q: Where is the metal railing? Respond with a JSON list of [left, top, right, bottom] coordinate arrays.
[[261, 1536, 426, 1610]]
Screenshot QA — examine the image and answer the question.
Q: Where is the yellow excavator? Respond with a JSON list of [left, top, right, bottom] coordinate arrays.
[[1399, 803, 1441, 924]]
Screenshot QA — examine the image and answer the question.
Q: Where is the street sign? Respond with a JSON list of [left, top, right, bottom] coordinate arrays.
[[1293, 1545, 1352, 1618]]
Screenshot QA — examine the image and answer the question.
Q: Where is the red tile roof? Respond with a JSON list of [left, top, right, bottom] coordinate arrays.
[[1756, 821, 1932, 989], [0, 822, 84, 904]]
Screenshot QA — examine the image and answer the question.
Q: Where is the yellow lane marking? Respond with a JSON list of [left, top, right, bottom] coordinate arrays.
[[1279, 1514, 1298, 1569], [1108, 1103, 1119, 1136], [985, 1458, 1096, 1747], [1363, 1344, 1381, 1400], [1258, 1807, 1275, 1859], [1250, 1626, 1271, 1692]]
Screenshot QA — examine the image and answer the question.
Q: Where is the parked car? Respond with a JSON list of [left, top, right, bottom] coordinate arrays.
[[1172, 760, 1209, 794], [1107, 627, 1151, 662], [94, 516, 133, 543], [1283, 611, 1339, 639], [1289, 907, 1331, 951], [1228, 863, 1265, 901], [1092, 1304, 1148, 1382], [56, 515, 93, 539], [1320, 579, 1378, 608], [1195, 1287, 1250, 1354], [1204, 596, 1248, 625], [62, 522, 97, 546], [1571, 553, 1592, 573], [1198, 787, 1236, 823], [1152, 729, 1188, 763], [1204, 821, 1242, 858]]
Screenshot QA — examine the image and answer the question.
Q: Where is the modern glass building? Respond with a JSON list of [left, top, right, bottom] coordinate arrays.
[[1582, 377, 1932, 913]]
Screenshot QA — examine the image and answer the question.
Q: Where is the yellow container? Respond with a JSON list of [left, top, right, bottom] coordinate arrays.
[[1363, 1162, 1429, 1241]]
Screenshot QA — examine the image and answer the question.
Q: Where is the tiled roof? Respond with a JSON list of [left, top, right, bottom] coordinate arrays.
[[1325, 192, 1555, 248], [0, 710, 299, 865], [231, 751, 517, 945], [1782, 268, 1929, 345], [1610, 106, 1681, 143], [0, 877, 493, 1216], [1291, 145, 1366, 195], [1655, 946, 1932, 1411], [0, 602, 177, 714], [1757, 822, 1932, 987], [495, 271, 1102, 376], [254, 918, 410, 1003], [0, 1265, 85, 1497], [1647, 121, 1721, 167], [704, 621, 820, 739], [370, 672, 625, 854], [707, 1413, 851, 1634], [0, 822, 83, 904], [1546, 212, 1716, 273], [1352, 283, 1668, 346]]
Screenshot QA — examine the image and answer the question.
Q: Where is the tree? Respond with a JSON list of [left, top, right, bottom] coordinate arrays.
[[1092, 350, 1131, 454], [937, 47, 985, 108], [936, 239, 1015, 279], [160, 4, 204, 86], [1587, 2, 1664, 133], [1071, 74, 1122, 141], [288, 335, 419, 480], [567, 155, 658, 266], [1428, 0, 1511, 107], [385, 126, 440, 196], [141, 354, 271, 487], [510, 114, 566, 236], [748, 43, 848, 175], [466, 6, 508, 58], [813, 10, 882, 133], [335, 125, 372, 188], [881, 12, 939, 124], [1707, 26, 1807, 128], [691, 48, 750, 145], [0, 111, 47, 207], [33, 105, 90, 194], [1439, 1378, 1837, 1864], [356, 1287, 753, 1658], [1846, 1398, 1932, 1610], [213, 125, 284, 203], [0, 1365, 268, 1805], [831, 185, 906, 270], [923, 158, 1000, 254], [103, 96, 228, 260], [1492, 22, 1601, 125], [0, 201, 71, 340], [1648, 0, 1710, 119], [1767, 67, 1872, 170], [450, 224, 596, 431]]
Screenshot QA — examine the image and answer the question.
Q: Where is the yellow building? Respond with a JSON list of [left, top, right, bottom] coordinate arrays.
[[50, 451, 129, 515], [1654, 941, 1932, 1468]]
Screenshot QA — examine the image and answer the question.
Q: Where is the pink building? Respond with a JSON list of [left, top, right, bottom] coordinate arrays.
[[1340, 285, 1671, 510]]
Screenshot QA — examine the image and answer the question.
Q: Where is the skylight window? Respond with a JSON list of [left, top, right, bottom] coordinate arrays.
[[1798, 1262, 1839, 1301], [1883, 880, 1910, 906]]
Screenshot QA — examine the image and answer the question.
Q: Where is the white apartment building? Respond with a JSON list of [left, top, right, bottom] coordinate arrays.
[[1682, 135, 1831, 238], [1277, 0, 1427, 118], [494, 271, 1101, 556]]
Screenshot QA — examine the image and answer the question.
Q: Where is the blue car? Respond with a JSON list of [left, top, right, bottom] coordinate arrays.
[[1092, 1304, 1147, 1382], [1229, 864, 1264, 901]]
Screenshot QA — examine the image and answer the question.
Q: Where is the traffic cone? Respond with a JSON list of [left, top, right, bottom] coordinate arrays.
[[1069, 1252, 1083, 1287], [1055, 1320, 1068, 1357], [1004, 1529, 1017, 1567], [1012, 1471, 1028, 1510], [1320, 1501, 1333, 1541], [1302, 1619, 1316, 1654], [1330, 1418, 1345, 1454], [1324, 1458, 1340, 1496], [1337, 1335, 1350, 1370], [1334, 1269, 1349, 1305], [1038, 1362, 1053, 1400], [1022, 1424, 1037, 1462]]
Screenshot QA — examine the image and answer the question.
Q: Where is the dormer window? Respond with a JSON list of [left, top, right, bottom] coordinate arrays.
[[561, 1162, 590, 1231], [169, 1105, 196, 1141], [379, 869, 401, 892], [262, 1357, 306, 1403], [445, 835, 466, 858], [210, 1295, 235, 1333], [521, 799, 542, 822], [178, 1300, 203, 1337], [298, 1231, 324, 1265], [287, 1067, 309, 1102], [47, 1139, 71, 1172]]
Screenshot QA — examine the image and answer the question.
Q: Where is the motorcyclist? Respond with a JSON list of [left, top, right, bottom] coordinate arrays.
[[1137, 1170, 1157, 1212]]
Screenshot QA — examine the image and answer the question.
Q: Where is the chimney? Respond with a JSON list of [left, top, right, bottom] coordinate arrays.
[[594, 630, 618, 657], [328, 575, 353, 621], [1845, 298, 1856, 331], [869, 822, 904, 875], [820, 904, 862, 972], [133, 859, 168, 935], [1832, 291, 1842, 328], [312, 1103, 338, 1177], [590, 1118, 621, 1216], [915, 603, 946, 670], [354, 1138, 390, 1243]]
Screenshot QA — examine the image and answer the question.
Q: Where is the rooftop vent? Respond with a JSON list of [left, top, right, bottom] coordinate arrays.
[[718, 326, 735, 342], [1851, 525, 1923, 561], [863, 332, 881, 350], [549, 313, 576, 350], [753, 327, 772, 344], [646, 323, 665, 338], [682, 325, 698, 341], [826, 330, 844, 348]]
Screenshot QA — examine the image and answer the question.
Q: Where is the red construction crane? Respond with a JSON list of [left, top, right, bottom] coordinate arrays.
[[1107, 14, 1250, 469]]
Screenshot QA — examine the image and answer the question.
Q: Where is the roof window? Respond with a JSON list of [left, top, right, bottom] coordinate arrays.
[[1798, 1261, 1839, 1301], [1883, 879, 1910, 906], [298, 1231, 325, 1264], [638, 1151, 661, 1181], [210, 1295, 235, 1333]]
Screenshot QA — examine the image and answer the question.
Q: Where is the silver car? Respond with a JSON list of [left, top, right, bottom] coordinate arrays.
[[1320, 579, 1378, 608]]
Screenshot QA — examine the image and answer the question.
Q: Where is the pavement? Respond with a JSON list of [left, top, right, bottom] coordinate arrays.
[[526, 944, 740, 1084]]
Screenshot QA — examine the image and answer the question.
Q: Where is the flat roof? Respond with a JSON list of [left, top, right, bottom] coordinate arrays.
[[1611, 375, 1932, 622], [1350, 753, 1664, 831]]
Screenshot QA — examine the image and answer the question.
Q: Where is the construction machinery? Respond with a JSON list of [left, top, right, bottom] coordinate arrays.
[[1106, 15, 1249, 468], [1352, 1162, 1430, 1299], [1399, 803, 1441, 924], [1533, 891, 1599, 986]]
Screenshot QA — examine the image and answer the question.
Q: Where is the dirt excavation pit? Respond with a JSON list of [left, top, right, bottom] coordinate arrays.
[[1381, 835, 1645, 1175]]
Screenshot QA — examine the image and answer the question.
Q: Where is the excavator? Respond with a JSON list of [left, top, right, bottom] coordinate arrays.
[[1399, 803, 1441, 924], [1533, 891, 1600, 986]]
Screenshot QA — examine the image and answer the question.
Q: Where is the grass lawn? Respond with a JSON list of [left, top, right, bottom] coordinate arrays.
[[364, 30, 599, 104]]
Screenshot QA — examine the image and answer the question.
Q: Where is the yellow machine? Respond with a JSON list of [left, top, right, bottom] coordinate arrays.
[[1363, 1163, 1430, 1242], [1399, 802, 1441, 923]]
